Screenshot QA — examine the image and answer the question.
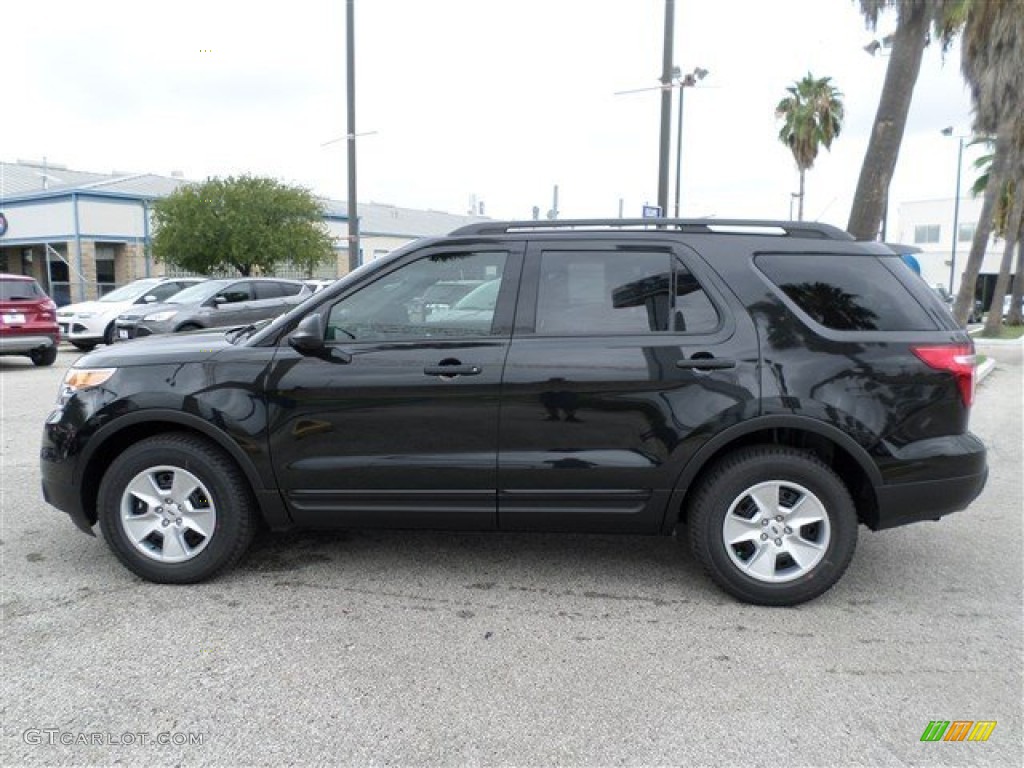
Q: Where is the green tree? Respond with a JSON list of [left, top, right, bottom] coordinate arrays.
[[775, 74, 844, 221], [152, 175, 336, 277]]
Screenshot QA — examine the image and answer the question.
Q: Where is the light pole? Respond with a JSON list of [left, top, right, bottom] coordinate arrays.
[[673, 66, 708, 218], [941, 126, 966, 295]]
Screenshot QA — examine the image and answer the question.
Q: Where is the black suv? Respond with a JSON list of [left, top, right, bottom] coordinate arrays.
[[40, 220, 987, 605]]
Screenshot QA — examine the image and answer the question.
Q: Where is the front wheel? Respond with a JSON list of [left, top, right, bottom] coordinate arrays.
[[688, 446, 858, 606], [98, 433, 255, 583]]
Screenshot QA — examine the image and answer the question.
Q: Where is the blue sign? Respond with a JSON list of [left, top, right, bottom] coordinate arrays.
[[642, 205, 662, 218]]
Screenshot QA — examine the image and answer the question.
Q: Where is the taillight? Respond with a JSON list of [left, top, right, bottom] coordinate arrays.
[[912, 344, 976, 407]]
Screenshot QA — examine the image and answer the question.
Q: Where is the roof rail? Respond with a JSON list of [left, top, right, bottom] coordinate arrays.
[[448, 218, 854, 241]]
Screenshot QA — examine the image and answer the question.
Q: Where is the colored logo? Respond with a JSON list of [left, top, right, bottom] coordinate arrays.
[[920, 720, 996, 742]]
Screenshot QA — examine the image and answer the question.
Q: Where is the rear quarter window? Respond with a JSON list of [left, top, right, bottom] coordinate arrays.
[[755, 253, 937, 331]]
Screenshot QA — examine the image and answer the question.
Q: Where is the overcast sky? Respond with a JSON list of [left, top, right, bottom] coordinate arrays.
[[6, 0, 980, 229]]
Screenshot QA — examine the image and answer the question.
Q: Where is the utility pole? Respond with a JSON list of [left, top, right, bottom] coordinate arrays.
[[346, 0, 360, 273], [656, 0, 675, 215]]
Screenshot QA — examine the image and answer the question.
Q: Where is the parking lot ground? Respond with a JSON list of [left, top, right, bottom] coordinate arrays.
[[1, 345, 1021, 766]]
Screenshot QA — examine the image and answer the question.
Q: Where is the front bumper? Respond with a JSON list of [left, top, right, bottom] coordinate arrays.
[[57, 317, 105, 343]]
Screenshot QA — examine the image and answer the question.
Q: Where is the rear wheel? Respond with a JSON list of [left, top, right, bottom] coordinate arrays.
[[688, 446, 858, 606], [103, 323, 115, 345], [71, 342, 96, 352], [30, 346, 57, 366], [98, 433, 255, 583], [177, 323, 202, 332]]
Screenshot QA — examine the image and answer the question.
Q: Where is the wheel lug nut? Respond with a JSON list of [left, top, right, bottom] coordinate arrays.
[[784, 527, 792, 534], [774, 538, 782, 546], [760, 533, 768, 541], [775, 515, 784, 522], [176, 518, 183, 526], [161, 519, 170, 527], [155, 507, 163, 514], [761, 519, 769, 526]]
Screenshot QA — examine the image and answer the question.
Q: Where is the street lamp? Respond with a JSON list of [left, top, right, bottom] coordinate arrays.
[[673, 66, 708, 218], [941, 126, 967, 295]]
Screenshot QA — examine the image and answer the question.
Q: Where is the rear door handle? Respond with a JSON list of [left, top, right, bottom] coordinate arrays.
[[676, 357, 736, 370], [424, 364, 482, 377]]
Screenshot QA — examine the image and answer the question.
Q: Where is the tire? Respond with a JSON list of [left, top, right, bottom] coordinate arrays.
[[30, 346, 58, 366], [176, 323, 202, 332], [97, 433, 255, 583], [103, 323, 115, 346], [71, 342, 96, 352], [687, 446, 858, 606]]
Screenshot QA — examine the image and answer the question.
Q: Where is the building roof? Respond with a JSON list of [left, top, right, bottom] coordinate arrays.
[[1, 159, 489, 238], [1, 160, 189, 200]]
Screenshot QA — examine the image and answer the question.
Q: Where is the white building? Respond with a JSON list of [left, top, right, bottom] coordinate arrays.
[[896, 197, 1009, 304], [0, 160, 487, 304]]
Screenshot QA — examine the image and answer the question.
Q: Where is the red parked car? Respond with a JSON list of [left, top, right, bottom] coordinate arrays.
[[0, 273, 60, 366]]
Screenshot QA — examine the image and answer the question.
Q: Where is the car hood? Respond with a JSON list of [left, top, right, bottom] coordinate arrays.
[[58, 300, 118, 316], [76, 328, 233, 367], [116, 301, 189, 321]]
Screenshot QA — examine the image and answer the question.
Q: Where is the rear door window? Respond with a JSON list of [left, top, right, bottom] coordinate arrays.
[[755, 253, 937, 331], [533, 250, 720, 335]]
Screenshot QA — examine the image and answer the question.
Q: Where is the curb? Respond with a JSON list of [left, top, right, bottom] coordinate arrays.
[[976, 356, 997, 384]]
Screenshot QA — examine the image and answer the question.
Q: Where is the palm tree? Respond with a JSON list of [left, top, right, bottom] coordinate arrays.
[[775, 74, 844, 221], [847, 1, 944, 240], [948, 0, 1024, 328]]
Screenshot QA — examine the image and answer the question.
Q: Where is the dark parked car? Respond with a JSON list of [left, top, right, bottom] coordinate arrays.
[[112, 277, 310, 340], [41, 219, 987, 605], [1, 273, 59, 366]]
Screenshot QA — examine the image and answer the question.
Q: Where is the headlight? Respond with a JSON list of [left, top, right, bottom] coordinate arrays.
[[143, 310, 177, 322], [57, 368, 117, 406]]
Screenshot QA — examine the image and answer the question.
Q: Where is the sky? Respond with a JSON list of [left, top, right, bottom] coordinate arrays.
[[4, 0, 982, 231]]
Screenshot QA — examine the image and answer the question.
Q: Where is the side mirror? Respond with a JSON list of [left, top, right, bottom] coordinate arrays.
[[288, 314, 326, 355]]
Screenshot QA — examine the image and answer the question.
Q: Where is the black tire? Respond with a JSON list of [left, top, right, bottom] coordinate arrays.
[[103, 323, 115, 346], [176, 323, 202, 332], [97, 433, 255, 583], [71, 342, 96, 352], [687, 446, 858, 606], [29, 346, 58, 366]]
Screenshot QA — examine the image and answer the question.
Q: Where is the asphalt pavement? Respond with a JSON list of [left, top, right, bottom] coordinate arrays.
[[1, 343, 1021, 767]]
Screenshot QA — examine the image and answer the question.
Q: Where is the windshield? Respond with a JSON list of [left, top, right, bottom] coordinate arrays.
[[167, 280, 229, 305], [98, 279, 161, 303], [0, 279, 43, 301]]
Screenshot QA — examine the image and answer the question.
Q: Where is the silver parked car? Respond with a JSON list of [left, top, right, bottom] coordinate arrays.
[[113, 277, 310, 340]]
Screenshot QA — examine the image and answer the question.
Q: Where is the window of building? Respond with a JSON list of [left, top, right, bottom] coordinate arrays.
[[958, 223, 976, 243], [914, 225, 941, 244]]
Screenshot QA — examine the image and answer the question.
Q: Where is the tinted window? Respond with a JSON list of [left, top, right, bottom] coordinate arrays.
[[535, 251, 718, 335], [326, 251, 508, 341], [277, 282, 304, 297], [0, 279, 43, 300], [757, 253, 936, 331], [148, 282, 190, 302], [254, 282, 284, 300], [674, 259, 720, 333], [217, 283, 253, 304]]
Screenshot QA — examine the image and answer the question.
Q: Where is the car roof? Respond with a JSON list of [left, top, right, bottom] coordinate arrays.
[[0, 273, 36, 282]]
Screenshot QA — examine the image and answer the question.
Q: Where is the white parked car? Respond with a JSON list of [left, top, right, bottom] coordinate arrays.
[[57, 277, 203, 350]]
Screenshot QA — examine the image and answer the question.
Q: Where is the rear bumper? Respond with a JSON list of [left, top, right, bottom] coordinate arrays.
[[868, 432, 987, 530], [0, 334, 58, 353]]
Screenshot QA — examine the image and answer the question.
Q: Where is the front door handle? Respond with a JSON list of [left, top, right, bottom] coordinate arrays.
[[424, 364, 482, 377], [676, 357, 736, 370]]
